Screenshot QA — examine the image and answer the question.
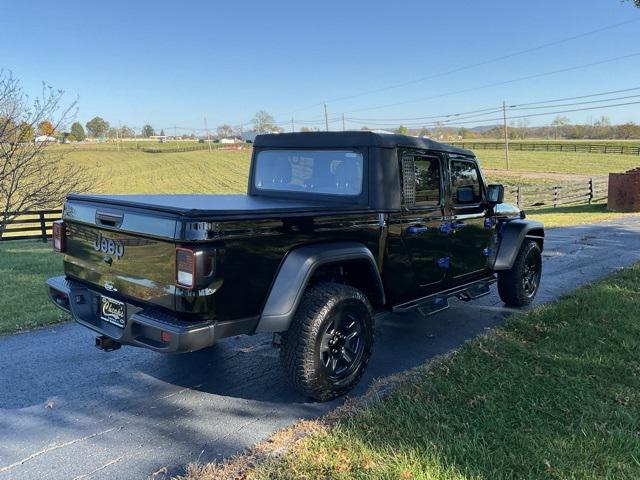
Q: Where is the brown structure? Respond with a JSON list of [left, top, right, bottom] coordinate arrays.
[[608, 167, 640, 212]]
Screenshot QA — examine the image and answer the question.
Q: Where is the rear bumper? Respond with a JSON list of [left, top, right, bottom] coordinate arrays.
[[46, 275, 258, 353]]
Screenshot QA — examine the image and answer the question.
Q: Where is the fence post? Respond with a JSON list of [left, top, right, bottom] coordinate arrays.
[[588, 178, 593, 205], [553, 186, 560, 208], [516, 186, 522, 209], [39, 212, 47, 243]]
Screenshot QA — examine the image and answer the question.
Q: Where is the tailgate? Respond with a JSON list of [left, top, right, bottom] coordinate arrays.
[[62, 200, 178, 310]]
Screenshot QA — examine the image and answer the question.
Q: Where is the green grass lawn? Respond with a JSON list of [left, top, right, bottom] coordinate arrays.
[[475, 150, 640, 175], [62, 148, 251, 194], [224, 263, 640, 480], [0, 241, 66, 335], [526, 203, 638, 228]]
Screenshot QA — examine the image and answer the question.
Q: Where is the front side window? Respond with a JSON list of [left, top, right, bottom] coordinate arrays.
[[254, 150, 363, 196], [450, 159, 482, 204]]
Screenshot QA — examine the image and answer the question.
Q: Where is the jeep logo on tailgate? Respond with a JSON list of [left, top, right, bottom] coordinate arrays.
[[93, 232, 125, 258]]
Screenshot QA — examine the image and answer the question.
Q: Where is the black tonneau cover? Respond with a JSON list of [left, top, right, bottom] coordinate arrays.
[[66, 193, 369, 218]]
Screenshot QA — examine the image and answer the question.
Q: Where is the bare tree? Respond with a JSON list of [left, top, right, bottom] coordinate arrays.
[[252, 111, 278, 133], [216, 124, 234, 138], [0, 71, 95, 239]]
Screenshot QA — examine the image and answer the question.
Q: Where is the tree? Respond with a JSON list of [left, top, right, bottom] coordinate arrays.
[[252, 110, 277, 133], [119, 125, 135, 139], [17, 122, 34, 142], [616, 122, 640, 139], [70, 121, 85, 141], [160, 129, 165, 136], [85, 116, 109, 138], [37, 120, 55, 136], [551, 115, 570, 139], [142, 124, 155, 137], [396, 125, 409, 135], [217, 124, 234, 138], [624, 0, 640, 7], [0, 71, 95, 239]]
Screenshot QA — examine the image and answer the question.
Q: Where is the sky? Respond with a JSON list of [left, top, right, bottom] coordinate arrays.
[[1, 0, 639, 134]]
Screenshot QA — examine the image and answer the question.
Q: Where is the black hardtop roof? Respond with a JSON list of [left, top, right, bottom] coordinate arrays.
[[253, 131, 474, 156]]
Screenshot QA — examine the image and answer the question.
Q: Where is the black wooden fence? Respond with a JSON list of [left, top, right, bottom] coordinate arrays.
[[0, 210, 62, 241], [449, 142, 640, 155]]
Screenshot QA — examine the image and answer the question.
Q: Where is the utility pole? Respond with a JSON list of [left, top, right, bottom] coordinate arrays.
[[115, 122, 120, 152], [342, 113, 345, 131], [324, 103, 329, 132], [291, 117, 295, 133], [502, 101, 510, 170], [174, 125, 178, 148], [203, 117, 212, 152]]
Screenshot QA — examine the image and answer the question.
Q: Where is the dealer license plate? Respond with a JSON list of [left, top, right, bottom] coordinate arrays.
[[100, 296, 126, 328]]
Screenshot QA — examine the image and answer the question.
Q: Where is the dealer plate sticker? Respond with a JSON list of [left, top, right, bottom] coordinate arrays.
[[100, 296, 126, 328]]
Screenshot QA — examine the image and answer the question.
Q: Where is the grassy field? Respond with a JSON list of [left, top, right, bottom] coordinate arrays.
[[474, 149, 640, 175], [0, 241, 67, 335], [191, 263, 640, 480], [63, 148, 251, 194]]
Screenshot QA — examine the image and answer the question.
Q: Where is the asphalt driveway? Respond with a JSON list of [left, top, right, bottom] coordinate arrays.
[[1, 217, 639, 479]]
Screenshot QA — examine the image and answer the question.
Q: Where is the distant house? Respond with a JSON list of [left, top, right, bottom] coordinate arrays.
[[34, 135, 57, 144], [219, 138, 236, 144]]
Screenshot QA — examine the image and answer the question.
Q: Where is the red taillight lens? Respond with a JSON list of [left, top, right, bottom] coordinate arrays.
[[176, 248, 195, 288], [52, 221, 66, 252]]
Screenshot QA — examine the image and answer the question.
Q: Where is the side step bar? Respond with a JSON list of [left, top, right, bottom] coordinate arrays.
[[392, 276, 496, 316]]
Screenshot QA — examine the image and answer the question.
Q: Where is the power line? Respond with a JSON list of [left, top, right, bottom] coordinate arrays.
[[344, 52, 640, 114], [281, 18, 640, 115], [349, 86, 640, 123], [349, 99, 640, 128], [507, 86, 640, 108]]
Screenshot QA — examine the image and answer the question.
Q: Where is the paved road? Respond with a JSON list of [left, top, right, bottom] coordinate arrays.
[[1, 217, 640, 480]]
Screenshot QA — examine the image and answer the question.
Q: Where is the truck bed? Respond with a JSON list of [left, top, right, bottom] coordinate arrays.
[[66, 193, 369, 218]]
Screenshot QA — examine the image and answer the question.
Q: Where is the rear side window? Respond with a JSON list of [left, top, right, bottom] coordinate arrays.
[[450, 159, 482, 204], [401, 154, 441, 206], [254, 149, 363, 196]]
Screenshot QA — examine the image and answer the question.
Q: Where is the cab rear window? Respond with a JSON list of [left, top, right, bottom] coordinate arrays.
[[254, 150, 363, 196]]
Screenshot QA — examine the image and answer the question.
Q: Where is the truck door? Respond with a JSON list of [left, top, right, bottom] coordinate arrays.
[[447, 156, 494, 279], [399, 151, 449, 289]]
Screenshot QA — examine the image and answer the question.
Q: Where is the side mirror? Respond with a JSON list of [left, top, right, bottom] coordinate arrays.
[[487, 184, 504, 204], [456, 186, 475, 204]]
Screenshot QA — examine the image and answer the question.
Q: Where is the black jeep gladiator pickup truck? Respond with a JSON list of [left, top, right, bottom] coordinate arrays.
[[47, 131, 543, 400]]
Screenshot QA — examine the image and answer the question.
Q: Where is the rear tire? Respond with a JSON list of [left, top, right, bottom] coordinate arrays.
[[280, 282, 374, 401], [498, 239, 542, 307]]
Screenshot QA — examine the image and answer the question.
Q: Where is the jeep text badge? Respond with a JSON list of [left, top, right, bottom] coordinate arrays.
[[94, 232, 125, 259]]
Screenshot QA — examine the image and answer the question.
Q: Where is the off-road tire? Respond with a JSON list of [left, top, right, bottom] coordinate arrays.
[[280, 282, 374, 401], [498, 239, 542, 307]]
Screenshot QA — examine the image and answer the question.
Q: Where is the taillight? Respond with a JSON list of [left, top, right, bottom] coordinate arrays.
[[175, 247, 216, 290], [176, 248, 195, 288], [52, 221, 66, 252]]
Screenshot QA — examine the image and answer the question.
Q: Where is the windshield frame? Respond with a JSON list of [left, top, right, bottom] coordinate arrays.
[[248, 147, 369, 204]]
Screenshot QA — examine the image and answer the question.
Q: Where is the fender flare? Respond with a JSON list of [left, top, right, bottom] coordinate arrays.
[[493, 219, 544, 271], [255, 242, 385, 333]]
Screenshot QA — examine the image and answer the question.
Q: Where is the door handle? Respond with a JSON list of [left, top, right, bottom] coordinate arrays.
[[406, 225, 429, 235], [451, 220, 466, 231]]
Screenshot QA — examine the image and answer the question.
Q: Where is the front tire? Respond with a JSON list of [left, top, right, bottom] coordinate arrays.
[[498, 239, 542, 307], [280, 282, 374, 401]]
